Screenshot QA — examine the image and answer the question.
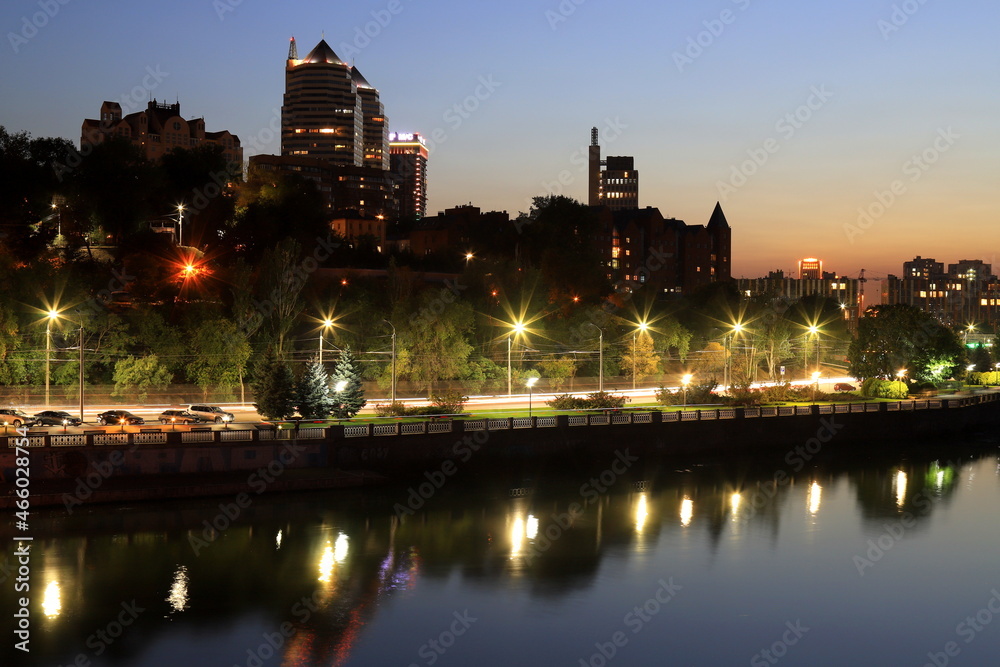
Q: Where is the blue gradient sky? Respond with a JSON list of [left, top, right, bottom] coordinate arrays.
[[2, 0, 997, 278]]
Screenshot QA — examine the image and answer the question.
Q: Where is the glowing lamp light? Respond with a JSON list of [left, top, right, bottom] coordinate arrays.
[[334, 380, 348, 393], [525, 377, 538, 388]]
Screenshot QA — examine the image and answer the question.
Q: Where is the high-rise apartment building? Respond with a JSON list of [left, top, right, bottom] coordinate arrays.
[[588, 127, 638, 211], [281, 38, 388, 167], [389, 132, 428, 220]]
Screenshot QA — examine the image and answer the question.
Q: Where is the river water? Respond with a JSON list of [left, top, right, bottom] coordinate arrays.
[[3, 438, 999, 667]]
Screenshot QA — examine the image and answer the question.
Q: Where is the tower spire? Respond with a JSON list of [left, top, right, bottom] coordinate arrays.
[[288, 36, 298, 60]]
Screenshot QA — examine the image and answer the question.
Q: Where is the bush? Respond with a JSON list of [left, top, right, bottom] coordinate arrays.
[[656, 380, 719, 406], [373, 393, 468, 418], [546, 391, 628, 410], [860, 378, 909, 399], [430, 391, 468, 414]]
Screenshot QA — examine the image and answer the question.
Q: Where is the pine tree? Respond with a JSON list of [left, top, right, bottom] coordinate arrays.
[[297, 356, 334, 419], [251, 346, 297, 419], [330, 345, 367, 419]]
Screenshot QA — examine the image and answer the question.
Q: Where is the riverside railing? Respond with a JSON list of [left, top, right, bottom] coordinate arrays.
[[2, 393, 997, 449]]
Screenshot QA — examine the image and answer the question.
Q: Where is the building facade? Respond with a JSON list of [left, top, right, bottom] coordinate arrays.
[[587, 127, 639, 211], [737, 271, 860, 332], [81, 100, 242, 165], [882, 258, 1000, 328], [280, 38, 388, 168], [592, 202, 731, 294], [389, 132, 428, 220]]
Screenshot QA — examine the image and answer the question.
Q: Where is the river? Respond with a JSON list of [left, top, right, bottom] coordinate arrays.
[[2, 437, 999, 666]]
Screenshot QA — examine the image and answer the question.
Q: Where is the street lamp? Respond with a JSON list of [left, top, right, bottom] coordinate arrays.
[[585, 322, 604, 393], [45, 309, 58, 406], [725, 323, 744, 390], [176, 204, 185, 246], [383, 319, 396, 403], [526, 376, 538, 417], [508, 321, 525, 396], [319, 318, 334, 365], [633, 322, 649, 391], [47, 310, 85, 422], [682, 373, 692, 407]]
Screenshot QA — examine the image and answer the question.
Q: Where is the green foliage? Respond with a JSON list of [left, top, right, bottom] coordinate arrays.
[[849, 304, 965, 381], [968, 371, 1000, 386], [296, 358, 333, 419], [251, 346, 297, 420], [536, 355, 578, 392], [186, 319, 251, 400], [656, 380, 718, 406], [330, 345, 366, 419], [860, 378, 909, 399], [546, 391, 628, 410], [111, 355, 173, 403]]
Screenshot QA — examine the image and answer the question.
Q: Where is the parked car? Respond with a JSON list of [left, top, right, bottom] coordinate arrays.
[[187, 405, 234, 423], [833, 383, 856, 392], [158, 409, 204, 425], [97, 410, 145, 426], [0, 408, 35, 428], [33, 410, 83, 426]]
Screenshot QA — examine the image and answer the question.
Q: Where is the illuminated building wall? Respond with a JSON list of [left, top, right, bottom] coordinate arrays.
[[389, 132, 428, 220]]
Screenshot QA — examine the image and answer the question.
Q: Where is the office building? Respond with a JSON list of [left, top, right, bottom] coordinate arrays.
[[389, 132, 428, 220], [588, 127, 638, 211]]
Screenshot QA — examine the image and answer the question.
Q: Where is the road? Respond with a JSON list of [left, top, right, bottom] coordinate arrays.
[[5, 376, 858, 433]]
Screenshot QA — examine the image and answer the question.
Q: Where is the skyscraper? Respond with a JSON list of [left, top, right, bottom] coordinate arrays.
[[389, 132, 428, 220], [274, 37, 395, 218], [281, 37, 388, 166]]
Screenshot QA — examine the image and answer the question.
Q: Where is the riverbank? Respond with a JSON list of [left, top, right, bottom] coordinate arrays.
[[3, 394, 999, 509]]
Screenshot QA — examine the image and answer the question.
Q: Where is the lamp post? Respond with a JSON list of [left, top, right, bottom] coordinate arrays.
[[526, 376, 538, 417], [507, 321, 525, 396], [383, 319, 396, 403], [319, 318, 334, 365], [45, 309, 57, 406], [632, 322, 649, 391], [585, 323, 604, 393], [48, 310, 85, 422], [176, 204, 185, 246], [812, 371, 821, 402], [682, 373, 692, 407], [725, 323, 744, 390]]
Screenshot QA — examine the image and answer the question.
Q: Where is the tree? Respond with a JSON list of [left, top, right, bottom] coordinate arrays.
[[848, 304, 965, 381], [620, 333, 661, 382], [251, 346, 297, 420], [186, 319, 251, 401], [330, 345, 366, 419], [112, 355, 172, 403], [536, 354, 578, 392], [753, 316, 793, 381], [257, 238, 306, 355], [297, 357, 333, 419]]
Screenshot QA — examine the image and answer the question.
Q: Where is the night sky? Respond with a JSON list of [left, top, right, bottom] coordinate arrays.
[[2, 0, 997, 278]]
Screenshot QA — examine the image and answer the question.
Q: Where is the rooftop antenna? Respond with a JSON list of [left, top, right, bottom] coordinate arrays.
[[288, 36, 298, 60]]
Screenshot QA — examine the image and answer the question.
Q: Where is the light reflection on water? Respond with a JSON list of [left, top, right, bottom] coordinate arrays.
[[3, 448, 999, 667]]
